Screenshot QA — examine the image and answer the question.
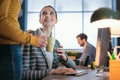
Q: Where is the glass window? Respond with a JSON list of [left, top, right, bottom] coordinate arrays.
[[83, 0, 112, 11], [27, 0, 113, 49], [55, 13, 82, 49], [84, 13, 98, 47], [28, 0, 54, 12], [55, 0, 82, 11], [27, 13, 41, 30]]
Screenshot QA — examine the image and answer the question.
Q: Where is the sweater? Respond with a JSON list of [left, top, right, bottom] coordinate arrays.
[[0, 0, 38, 46], [22, 29, 76, 80]]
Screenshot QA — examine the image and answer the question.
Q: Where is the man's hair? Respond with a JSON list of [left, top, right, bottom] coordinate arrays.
[[39, 5, 57, 19], [76, 33, 88, 41]]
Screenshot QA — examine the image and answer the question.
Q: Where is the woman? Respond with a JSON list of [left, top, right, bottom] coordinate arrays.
[[0, 0, 47, 80], [22, 5, 76, 80]]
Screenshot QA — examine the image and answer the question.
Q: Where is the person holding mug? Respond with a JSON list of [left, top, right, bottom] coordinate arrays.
[[22, 5, 76, 80], [0, 0, 47, 80]]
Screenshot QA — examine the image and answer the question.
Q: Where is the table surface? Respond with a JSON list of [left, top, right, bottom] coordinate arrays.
[[42, 69, 109, 80]]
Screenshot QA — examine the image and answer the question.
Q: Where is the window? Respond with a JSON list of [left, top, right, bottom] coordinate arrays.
[[27, 0, 113, 49]]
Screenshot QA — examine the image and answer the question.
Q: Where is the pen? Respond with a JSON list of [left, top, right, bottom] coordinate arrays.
[[111, 53, 115, 60], [115, 52, 120, 60], [107, 51, 112, 60]]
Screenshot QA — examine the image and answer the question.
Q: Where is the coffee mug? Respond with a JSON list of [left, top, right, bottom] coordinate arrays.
[[46, 37, 55, 52]]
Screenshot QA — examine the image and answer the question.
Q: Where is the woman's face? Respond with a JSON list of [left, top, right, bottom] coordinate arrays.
[[40, 7, 58, 27]]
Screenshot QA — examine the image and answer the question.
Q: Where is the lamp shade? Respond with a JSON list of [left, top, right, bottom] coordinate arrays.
[[90, 19, 120, 37]]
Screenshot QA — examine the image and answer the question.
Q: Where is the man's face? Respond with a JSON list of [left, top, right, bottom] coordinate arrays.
[[40, 7, 58, 27], [77, 37, 85, 47]]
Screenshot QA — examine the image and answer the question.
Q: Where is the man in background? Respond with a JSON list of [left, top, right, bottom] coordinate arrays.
[[76, 33, 96, 66]]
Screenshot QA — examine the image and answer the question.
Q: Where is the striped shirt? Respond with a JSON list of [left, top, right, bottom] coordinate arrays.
[[22, 28, 76, 80]]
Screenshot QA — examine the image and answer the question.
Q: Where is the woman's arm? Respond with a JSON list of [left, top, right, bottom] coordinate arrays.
[[54, 40, 77, 70], [23, 70, 49, 80], [61, 53, 77, 70]]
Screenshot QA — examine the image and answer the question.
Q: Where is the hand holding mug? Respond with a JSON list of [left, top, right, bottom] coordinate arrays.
[[54, 45, 67, 61], [55, 45, 64, 55]]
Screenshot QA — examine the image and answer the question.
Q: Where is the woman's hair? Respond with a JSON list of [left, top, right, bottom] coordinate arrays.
[[39, 5, 57, 19]]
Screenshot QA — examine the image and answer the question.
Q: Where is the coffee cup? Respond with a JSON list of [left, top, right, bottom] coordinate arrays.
[[46, 37, 55, 52]]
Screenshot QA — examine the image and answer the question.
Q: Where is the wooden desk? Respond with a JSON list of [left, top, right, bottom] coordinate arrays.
[[43, 69, 109, 80]]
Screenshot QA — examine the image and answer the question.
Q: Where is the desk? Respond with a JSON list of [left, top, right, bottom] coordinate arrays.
[[43, 69, 109, 80]]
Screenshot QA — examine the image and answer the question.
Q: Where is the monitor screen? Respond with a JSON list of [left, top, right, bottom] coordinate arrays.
[[95, 27, 111, 67]]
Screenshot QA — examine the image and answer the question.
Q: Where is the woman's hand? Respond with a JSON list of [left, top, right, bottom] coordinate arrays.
[[49, 68, 76, 75], [54, 45, 67, 61]]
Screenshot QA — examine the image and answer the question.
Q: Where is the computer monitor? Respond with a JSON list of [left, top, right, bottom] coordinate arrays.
[[95, 27, 111, 67]]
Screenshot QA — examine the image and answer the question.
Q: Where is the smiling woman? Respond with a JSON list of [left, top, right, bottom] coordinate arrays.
[[22, 5, 76, 80]]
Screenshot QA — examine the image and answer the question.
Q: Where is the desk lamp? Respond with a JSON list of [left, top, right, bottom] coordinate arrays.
[[90, 7, 120, 67]]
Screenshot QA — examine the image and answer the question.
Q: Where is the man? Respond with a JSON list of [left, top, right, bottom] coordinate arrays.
[[76, 33, 96, 66]]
